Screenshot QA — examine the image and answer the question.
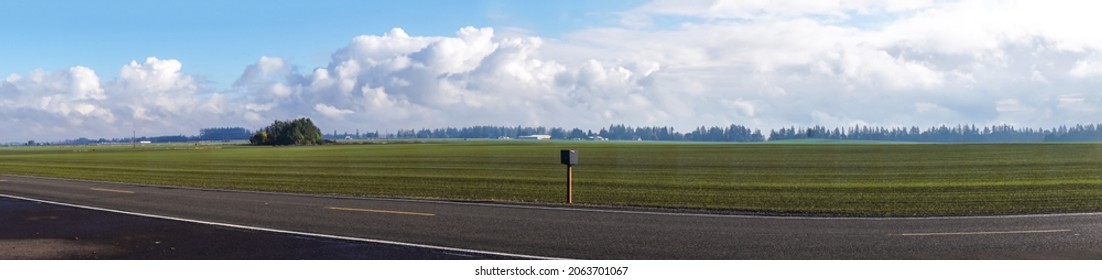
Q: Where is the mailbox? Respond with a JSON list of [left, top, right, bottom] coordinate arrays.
[[560, 149, 578, 165]]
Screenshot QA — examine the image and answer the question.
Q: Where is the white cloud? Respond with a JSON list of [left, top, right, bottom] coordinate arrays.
[[333, 28, 435, 67], [581, 0, 1102, 129], [109, 57, 224, 124], [0, 67, 115, 130], [314, 103, 354, 119], [1069, 57, 1102, 78], [816, 43, 944, 90], [0, 57, 230, 141], [722, 98, 756, 117], [6, 1, 1102, 142], [233, 26, 665, 131], [627, 0, 935, 21], [116, 57, 195, 94], [68, 66, 106, 101], [234, 56, 287, 87]]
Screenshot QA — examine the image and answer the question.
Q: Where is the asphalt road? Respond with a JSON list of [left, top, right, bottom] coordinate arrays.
[[0, 196, 507, 259], [3, 175, 1102, 259]]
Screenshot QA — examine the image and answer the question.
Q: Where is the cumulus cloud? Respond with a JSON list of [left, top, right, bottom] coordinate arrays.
[[234, 26, 661, 131], [5, 0, 1102, 142], [112, 57, 205, 119], [1, 57, 227, 141], [589, 0, 1102, 129], [234, 56, 288, 88], [1, 67, 114, 129]]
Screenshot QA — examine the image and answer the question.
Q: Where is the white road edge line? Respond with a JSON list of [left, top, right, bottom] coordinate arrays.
[[0, 193, 562, 260], [89, 187, 135, 194], [897, 229, 1072, 236], [327, 206, 436, 216]]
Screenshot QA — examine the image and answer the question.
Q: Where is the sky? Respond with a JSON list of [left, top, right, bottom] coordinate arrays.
[[2, 0, 1102, 142]]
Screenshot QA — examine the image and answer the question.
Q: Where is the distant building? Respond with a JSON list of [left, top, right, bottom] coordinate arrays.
[[518, 134, 552, 140], [587, 136, 608, 141], [199, 127, 251, 141]]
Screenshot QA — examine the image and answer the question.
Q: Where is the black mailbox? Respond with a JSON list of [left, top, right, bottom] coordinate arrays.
[[561, 149, 578, 165]]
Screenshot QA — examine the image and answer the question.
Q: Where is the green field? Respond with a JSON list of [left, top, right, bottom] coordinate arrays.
[[3, 141, 1102, 216]]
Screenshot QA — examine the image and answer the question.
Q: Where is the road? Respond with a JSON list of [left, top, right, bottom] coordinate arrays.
[[0, 196, 506, 259], [3, 175, 1102, 259]]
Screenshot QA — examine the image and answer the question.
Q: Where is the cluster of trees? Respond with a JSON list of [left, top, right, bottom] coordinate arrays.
[[249, 118, 324, 145], [768, 124, 1102, 143]]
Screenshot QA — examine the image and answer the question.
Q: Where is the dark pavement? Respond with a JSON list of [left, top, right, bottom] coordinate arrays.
[[0, 196, 509, 259], [4, 175, 1102, 259]]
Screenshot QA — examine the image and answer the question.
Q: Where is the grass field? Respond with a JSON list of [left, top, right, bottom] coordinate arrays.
[[3, 141, 1102, 216]]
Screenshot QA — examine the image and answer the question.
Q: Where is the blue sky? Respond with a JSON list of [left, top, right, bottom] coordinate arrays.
[[3, 1, 1102, 142]]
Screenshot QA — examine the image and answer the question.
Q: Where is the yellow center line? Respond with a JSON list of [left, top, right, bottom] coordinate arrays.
[[896, 229, 1071, 237], [89, 187, 135, 194], [327, 206, 435, 217]]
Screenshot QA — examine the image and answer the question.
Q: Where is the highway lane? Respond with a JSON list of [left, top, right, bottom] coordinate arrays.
[[3, 175, 1102, 259], [0, 196, 506, 259]]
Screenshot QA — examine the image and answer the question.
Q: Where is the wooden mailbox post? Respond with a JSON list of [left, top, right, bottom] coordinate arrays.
[[561, 149, 578, 204]]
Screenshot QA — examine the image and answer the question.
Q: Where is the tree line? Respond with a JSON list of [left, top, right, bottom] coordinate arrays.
[[373, 123, 1102, 143], [23, 122, 1102, 146], [768, 124, 1102, 142], [377, 124, 764, 142], [200, 127, 251, 141]]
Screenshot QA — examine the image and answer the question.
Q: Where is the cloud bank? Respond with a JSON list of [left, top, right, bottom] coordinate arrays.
[[4, 0, 1102, 141]]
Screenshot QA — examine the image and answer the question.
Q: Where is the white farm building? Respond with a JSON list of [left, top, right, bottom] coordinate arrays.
[[517, 134, 552, 140]]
